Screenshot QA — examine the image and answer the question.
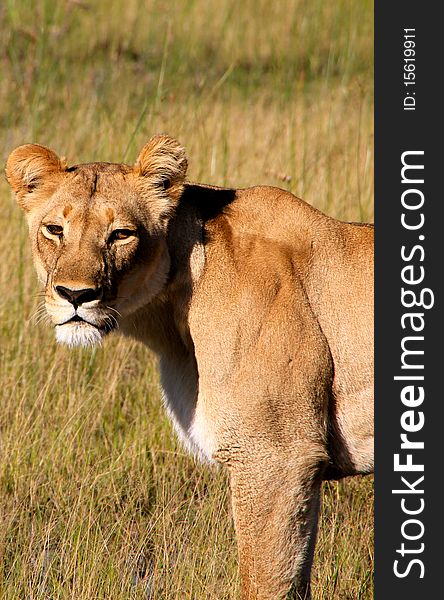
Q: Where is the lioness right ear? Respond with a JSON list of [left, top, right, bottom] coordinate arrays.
[[5, 144, 67, 210]]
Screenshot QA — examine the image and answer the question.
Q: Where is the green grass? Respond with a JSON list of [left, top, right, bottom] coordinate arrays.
[[0, 1, 373, 598]]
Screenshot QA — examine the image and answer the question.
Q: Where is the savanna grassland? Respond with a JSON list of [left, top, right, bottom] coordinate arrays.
[[0, 1, 374, 598]]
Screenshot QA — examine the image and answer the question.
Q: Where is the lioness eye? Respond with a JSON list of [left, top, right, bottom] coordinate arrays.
[[109, 229, 136, 242], [44, 224, 63, 237]]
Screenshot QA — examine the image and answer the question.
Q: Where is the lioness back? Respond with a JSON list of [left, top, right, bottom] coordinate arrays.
[[180, 183, 374, 475]]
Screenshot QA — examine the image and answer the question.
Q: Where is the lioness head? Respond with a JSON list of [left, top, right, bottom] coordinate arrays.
[[6, 135, 187, 347]]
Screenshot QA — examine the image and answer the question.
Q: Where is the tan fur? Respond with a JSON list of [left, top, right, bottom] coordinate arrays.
[[6, 136, 374, 599]]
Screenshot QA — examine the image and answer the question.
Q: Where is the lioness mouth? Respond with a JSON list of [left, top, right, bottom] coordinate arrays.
[[63, 315, 95, 327], [55, 316, 104, 347]]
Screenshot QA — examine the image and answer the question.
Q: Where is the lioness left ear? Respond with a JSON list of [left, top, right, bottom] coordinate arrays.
[[134, 134, 188, 219], [5, 143, 67, 210]]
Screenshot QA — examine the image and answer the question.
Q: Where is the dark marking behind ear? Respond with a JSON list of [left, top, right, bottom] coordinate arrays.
[[91, 172, 98, 196]]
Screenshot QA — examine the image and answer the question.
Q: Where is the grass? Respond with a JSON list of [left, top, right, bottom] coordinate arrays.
[[0, 1, 374, 598]]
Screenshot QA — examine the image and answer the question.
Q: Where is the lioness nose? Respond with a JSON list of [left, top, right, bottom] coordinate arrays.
[[55, 285, 102, 307]]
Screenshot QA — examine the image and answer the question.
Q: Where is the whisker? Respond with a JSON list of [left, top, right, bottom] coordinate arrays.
[[29, 305, 48, 323], [32, 314, 47, 325], [34, 310, 51, 325], [106, 306, 122, 318], [35, 314, 51, 326], [105, 314, 119, 330]]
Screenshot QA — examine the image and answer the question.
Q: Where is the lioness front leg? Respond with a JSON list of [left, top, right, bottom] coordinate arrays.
[[217, 445, 326, 600]]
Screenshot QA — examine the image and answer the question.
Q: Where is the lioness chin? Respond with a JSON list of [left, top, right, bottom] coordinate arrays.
[[6, 135, 374, 600]]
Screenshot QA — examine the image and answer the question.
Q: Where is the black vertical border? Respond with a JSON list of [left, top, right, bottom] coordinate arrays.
[[375, 3, 443, 598]]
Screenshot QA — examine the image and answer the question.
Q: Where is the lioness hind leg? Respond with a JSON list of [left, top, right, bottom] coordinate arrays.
[[226, 448, 326, 600]]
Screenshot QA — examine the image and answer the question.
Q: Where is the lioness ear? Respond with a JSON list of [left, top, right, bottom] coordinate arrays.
[[134, 134, 188, 219], [5, 143, 66, 210]]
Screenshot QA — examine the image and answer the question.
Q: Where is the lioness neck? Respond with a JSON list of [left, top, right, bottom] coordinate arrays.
[[119, 187, 213, 456]]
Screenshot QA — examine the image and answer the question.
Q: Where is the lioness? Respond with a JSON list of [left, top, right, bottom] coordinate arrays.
[[6, 135, 374, 599]]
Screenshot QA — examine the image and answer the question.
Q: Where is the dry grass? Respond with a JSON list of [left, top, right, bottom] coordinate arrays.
[[0, 1, 373, 598]]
